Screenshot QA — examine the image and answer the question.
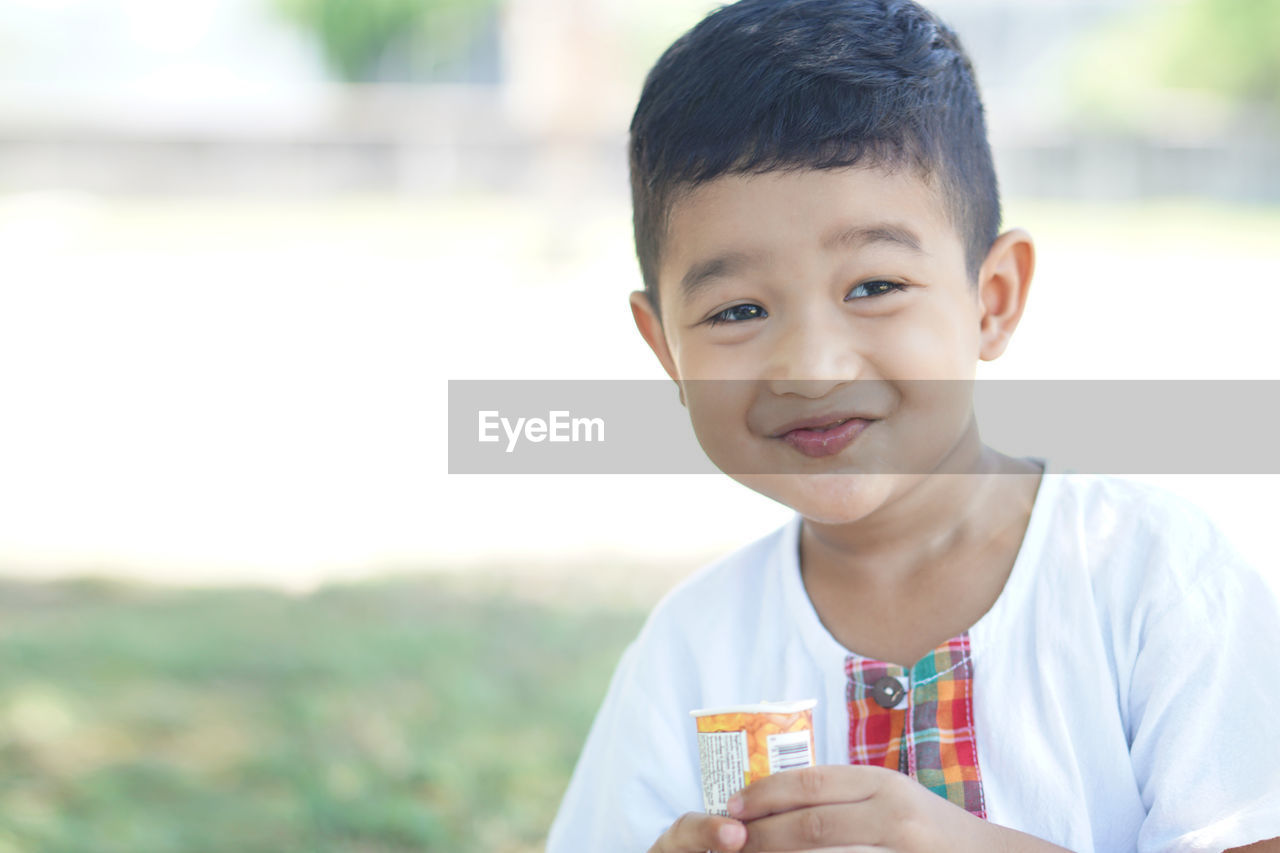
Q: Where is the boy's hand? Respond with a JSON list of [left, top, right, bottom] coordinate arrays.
[[727, 765, 1046, 853], [649, 812, 748, 853]]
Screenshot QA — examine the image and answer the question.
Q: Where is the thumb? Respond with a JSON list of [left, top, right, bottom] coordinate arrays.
[[650, 812, 747, 853]]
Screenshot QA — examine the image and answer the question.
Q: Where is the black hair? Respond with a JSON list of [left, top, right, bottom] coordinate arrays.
[[629, 0, 999, 318]]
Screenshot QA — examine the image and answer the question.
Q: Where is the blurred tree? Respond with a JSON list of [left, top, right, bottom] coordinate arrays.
[[1069, 0, 1280, 129], [272, 0, 500, 82], [1161, 0, 1280, 110]]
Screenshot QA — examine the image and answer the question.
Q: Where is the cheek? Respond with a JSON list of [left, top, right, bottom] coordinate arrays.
[[883, 301, 981, 379], [683, 381, 754, 463], [675, 340, 760, 381]]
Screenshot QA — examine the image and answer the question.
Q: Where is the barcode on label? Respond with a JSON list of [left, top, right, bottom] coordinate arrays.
[[766, 731, 813, 774]]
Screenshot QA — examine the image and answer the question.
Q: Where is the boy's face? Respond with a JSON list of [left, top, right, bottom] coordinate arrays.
[[630, 166, 1032, 524]]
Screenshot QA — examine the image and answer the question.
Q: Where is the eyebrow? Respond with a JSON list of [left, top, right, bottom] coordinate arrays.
[[677, 222, 925, 301], [822, 222, 925, 254], [679, 251, 764, 301]]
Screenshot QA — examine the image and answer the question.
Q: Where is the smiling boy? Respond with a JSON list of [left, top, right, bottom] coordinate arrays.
[[546, 1, 1280, 851]]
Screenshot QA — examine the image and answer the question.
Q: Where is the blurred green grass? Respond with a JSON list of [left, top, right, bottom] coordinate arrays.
[[0, 575, 646, 852]]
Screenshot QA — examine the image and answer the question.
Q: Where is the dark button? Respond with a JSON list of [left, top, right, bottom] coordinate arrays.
[[871, 675, 907, 709]]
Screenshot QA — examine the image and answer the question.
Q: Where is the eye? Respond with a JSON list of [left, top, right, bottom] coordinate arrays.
[[705, 303, 767, 326], [846, 280, 908, 300]]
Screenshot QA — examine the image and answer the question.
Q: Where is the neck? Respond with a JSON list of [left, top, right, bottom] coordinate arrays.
[[800, 431, 1040, 590]]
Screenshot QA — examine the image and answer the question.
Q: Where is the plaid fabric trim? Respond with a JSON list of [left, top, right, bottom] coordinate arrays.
[[845, 632, 986, 818]]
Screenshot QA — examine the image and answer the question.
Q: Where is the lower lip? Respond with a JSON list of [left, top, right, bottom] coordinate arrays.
[[779, 419, 872, 458]]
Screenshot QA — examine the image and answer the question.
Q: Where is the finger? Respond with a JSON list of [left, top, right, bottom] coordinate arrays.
[[729, 765, 895, 821], [764, 848, 885, 853], [740, 802, 890, 853], [742, 843, 886, 853], [649, 811, 748, 853]]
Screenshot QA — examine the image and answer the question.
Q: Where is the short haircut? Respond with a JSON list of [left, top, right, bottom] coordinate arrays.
[[629, 0, 1000, 318]]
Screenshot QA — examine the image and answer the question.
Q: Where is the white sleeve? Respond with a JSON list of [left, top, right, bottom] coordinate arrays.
[[1129, 531, 1280, 853], [546, 622, 705, 853]]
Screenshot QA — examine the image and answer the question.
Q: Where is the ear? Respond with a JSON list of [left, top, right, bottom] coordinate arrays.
[[975, 228, 1035, 362], [629, 290, 682, 385]]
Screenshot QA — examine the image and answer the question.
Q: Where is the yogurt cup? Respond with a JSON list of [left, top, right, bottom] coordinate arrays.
[[689, 699, 817, 815]]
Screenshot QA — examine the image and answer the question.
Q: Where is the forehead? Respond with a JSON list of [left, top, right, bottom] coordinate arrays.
[[656, 166, 962, 302]]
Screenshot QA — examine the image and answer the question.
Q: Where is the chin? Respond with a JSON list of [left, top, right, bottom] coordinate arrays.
[[733, 471, 907, 525]]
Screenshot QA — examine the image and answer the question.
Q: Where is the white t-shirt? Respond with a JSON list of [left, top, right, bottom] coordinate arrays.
[[546, 463, 1280, 853]]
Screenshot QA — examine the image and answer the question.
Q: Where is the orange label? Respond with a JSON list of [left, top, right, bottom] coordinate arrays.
[[691, 700, 816, 815]]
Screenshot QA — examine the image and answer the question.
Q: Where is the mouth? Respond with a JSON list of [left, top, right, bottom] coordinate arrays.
[[771, 415, 875, 459]]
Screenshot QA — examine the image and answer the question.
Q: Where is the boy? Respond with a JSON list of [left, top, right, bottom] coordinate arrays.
[[547, 1, 1280, 851]]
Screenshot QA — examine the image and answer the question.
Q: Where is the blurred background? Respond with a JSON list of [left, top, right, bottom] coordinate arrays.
[[0, 0, 1277, 850]]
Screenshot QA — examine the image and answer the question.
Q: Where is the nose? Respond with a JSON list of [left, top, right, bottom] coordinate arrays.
[[762, 306, 866, 398]]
